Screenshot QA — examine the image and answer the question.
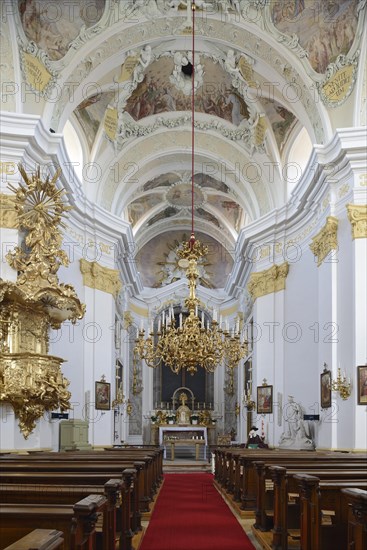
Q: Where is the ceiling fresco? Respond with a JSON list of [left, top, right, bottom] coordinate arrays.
[[135, 231, 233, 289], [125, 57, 250, 126], [18, 0, 105, 61], [127, 193, 163, 226], [271, 0, 358, 73], [260, 100, 297, 152], [147, 206, 179, 227], [13, 0, 365, 296], [206, 195, 243, 232], [74, 92, 114, 149], [193, 174, 230, 194], [143, 173, 178, 192], [125, 172, 243, 234]]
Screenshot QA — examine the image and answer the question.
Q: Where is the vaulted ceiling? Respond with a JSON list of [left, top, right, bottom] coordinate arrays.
[[14, 0, 365, 291]]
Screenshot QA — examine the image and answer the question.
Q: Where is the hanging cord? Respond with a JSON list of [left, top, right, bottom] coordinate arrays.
[[190, 2, 196, 249]]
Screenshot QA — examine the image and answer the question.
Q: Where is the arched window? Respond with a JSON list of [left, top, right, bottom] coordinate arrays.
[[63, 120, 84, 183], [286, 127, 313, 197]]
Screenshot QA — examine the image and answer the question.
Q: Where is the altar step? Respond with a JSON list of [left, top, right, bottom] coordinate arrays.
[[163, 459, 212, 473]]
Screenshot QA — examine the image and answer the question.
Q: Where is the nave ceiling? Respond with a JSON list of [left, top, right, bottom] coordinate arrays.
[[8, 0, 366, 291]]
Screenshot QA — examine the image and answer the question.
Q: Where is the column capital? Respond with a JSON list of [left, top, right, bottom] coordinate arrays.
[[346, 204, 367, 239], [309, 216, 338, 266], [247, 262, 289, 300]]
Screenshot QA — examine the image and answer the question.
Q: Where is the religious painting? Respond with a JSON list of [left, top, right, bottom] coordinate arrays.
[[18, 0, 106, 61], [143, 173, 178, 191], [147, 207, 178, 227], [196, 208, 221, 228], [257, 385, 273, 414], [357, 365, 367, 405], [193, 174, 230, 193], [206, 195, 243, 232], [127, 193, 162, 226], [74, 92, 114, 149], [320, 369, 332, 409], [124, 57, 250, 126], [95, 381, 111, 410], [271, 1, 359, 73], [260, 99, 296, 152], [135, 230, 233, 289]]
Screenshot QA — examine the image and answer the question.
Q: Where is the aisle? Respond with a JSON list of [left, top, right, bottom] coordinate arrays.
[[139, 473, 256, 550]]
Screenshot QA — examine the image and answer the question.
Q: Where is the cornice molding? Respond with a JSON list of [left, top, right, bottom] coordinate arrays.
[[309, 216, 338, 267], [346, 204, 367, 239], [247, 262, 289, 300], [80, 259, 121, 296], [0, 194, 17, 228]]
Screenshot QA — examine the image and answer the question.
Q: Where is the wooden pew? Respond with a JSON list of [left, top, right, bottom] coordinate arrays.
[[342, 488, 367, 550], [0, 495, 106, 550], [253, 461, 367, 532], [19, 447, 163, 494], [270, 468, 367, 550], [3, 529, 64, 550], [213, 448, 367, 511], [0, 472, 135, 550], [0, 459, 142, 534], [0, 479, 122, 550], [0, 449, 164, 549], [0, 449, 160, 514]]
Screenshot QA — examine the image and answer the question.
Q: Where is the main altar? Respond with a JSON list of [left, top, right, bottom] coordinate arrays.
[[149, 388, 218, 450]]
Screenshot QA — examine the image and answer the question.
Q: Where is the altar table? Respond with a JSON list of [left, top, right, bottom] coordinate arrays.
[[159, 426, 207, 460], [168, 439, 206, 460]]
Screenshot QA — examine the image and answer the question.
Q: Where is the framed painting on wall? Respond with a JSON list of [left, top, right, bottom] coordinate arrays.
[[357, 365, 367, 405], [257, 385, 273, 414], [320, 369, 332, 409], [95, 381, 111, 410]]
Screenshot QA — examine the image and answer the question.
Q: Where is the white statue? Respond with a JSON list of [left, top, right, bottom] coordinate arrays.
[[224, 49, 240, 75], [169, 51, 204, 96], [279, 396, 315, 450], [176, 392, 191, 424], [132, 45, 152, 85]]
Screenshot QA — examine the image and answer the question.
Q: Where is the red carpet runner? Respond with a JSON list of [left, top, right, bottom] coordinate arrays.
[[139, 473, 256, 550]]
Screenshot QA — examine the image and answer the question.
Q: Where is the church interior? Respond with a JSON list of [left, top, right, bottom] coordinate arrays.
[[0, 1, 366, 549]]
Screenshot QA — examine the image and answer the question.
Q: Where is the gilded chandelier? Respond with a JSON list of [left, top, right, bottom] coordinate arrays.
[[134, 237, 248, 375], [134, 2, 247, 375]]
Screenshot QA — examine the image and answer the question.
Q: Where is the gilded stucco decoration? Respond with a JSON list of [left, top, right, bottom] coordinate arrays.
[[0, 193, 17, 228], [247, 262, 289, 300], [122, 310, 133, 330], [309, 216, 338, 267], [0, 165, 85, 438], [346, 204, 367, 239], [80, 259, 122, 296]]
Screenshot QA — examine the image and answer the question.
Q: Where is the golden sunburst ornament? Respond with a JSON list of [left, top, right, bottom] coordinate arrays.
[[8, 165, 71, 231], [6, 164, 72, 289]]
